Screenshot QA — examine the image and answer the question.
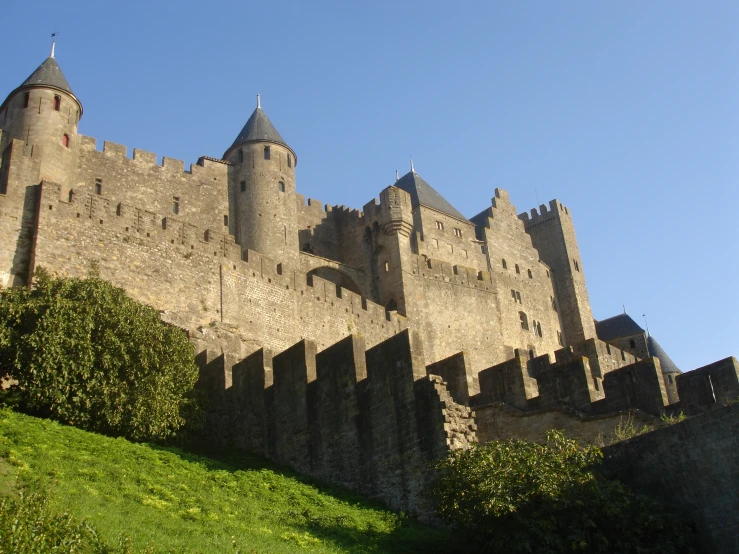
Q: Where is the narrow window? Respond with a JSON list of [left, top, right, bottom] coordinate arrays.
[[454, 228, 462, 237], [551, 296, 557, 312], [515, 291, 521, 303], [527, 269, 533, 279], [537, 322, 543, 337], [264, 146, 270, 160], [573, 259, 580, 272], [68, 190, 74, 202], [511, 289, 516, 300], [53, 96, 61, 111], [287, 154, 292, 168], [546, 270, 550, 278], [384, 262, 389, 272], [529, 349, 535, 360], [23, 93, 30, 108], [502, 259, 507, 269], [95, 179, 102, 195], [238, 149, 244, 163], [606, 344, 611, 355], [557, 330, 563, 346], [173, 197, 180, 214], [0, 145, 11, 194], [515, 264, 520, 274], [519, 311, 529, 331], [62, 134, 69, 148], [593, 377, 600, 391], [668, 374, 673, 384], [240, 180, 246, 192], [463, 249, 468, 258], [621, 350, 626, 361], [278, 181, 285, 192], [223, 215, 228, 226], [629, 339, 636, 349], [436, 221, 444, 230]]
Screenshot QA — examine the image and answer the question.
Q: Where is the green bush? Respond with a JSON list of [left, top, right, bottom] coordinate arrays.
[[0, 268, 201, 442], [428, 430, 696, 553]]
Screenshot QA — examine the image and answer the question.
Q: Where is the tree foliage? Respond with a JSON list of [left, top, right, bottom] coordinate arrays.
[[428, 430, 696, 554], [0, 268, 200, 442]]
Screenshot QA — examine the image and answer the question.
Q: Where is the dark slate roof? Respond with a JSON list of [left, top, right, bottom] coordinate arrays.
[[647, 336, 681, 374], [230, 107, 289, 150], [20, 57, 74, 94], [393, 171, 468, 222], [594, 313, 644, 341]]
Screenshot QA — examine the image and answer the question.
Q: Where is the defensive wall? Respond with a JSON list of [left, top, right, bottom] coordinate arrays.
[[198, 330, 477, 516], [603, 402, 739, 554]]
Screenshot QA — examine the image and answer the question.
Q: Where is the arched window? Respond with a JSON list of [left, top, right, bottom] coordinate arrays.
[[287, 154, 292, 168], [23, 93, 30, 109], [263, 146, 270, 160], [502, 259, 507, 269], [61, 134, 70, 148], [527, 269, 533, 279], [515, 264, 520, 274], [278, 181, 285, 192], [519, 311, 529, 330], [53, 96, 61, 111]]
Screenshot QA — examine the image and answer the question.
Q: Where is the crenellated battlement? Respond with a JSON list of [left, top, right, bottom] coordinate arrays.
[[198, 330, 476, 516], [408, 252, 493, 290], [76, 134, 229, 177], [518, 199, 573, 227]]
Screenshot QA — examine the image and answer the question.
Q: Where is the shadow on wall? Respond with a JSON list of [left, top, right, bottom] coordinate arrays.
[[306, 267, 362, 297]]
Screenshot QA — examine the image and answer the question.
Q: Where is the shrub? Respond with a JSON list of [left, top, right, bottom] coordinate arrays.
[[428, 430, 696, 553], [0, 268, 201, 442]]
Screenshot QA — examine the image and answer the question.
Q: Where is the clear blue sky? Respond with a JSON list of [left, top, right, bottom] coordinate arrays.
[[2, 0, 737, 371]]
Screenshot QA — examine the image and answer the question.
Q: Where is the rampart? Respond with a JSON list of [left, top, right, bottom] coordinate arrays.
[[198, 329, 477, 516]]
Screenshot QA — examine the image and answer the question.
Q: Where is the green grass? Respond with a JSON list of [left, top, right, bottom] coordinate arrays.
[[0, 409, 452, 553]]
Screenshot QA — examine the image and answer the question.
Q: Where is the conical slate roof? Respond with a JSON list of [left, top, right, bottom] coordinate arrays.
[[394, 171, 468, 222], [20, 57, 74, 94], [594, 313, 644, 341], [647, 336, 681, 374], [230, 107, 289, 150]]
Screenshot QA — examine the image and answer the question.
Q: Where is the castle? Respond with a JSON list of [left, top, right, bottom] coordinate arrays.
[[1, 52, 738, 545]]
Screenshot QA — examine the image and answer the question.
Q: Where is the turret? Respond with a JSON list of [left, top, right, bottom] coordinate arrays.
[[0, 44, 82, 189], [224, 96, 298, 267]]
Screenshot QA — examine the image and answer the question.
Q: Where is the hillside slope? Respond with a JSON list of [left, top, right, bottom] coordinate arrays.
[[0, 410, 451, 553]]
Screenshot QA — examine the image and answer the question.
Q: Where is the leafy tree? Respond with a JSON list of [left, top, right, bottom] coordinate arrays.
[[0, 268, 200, 442], [428, 430, 696, 554]]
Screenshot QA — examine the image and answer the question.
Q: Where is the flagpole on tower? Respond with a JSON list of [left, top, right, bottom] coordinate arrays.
[[50, 32, 58, 58]]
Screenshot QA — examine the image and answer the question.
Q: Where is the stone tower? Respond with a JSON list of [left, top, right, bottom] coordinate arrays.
[[0, 47, 82, 192], [223, 97, 299, 267]]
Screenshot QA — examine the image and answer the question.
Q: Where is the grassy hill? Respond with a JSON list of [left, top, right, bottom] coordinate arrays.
[[0, 409, 452, 553]]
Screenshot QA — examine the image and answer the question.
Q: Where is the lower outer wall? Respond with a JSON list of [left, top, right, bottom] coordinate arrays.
[[602, 403, 739, 554]]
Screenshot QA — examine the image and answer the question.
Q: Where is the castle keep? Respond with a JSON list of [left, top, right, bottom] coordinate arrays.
[[1, 53, 738, 538]]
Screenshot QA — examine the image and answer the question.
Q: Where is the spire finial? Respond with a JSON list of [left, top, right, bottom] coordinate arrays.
[[396, 169, 399, 181], [257, 94, 261, 109], [50, 32, 57, 58], [410, 156, 415, 173]]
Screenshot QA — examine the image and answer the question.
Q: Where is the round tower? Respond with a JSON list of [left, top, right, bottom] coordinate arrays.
[[0, 44, 82, 189], [224, 96, 298, 267]]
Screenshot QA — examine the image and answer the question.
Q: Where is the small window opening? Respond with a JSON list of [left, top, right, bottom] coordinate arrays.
[[68, 190, 74, 202], [557, 330, 563, 346], [516, 291, 521, 303], [515, 264, 520, 274], [629, 339, 636, 349], [263, 146, 270, 160], [384, 261, 389, 272], [240, 180, 246, 192], [223, 215, 228, 226], [606, 344, 611, 355], [536, 322, 543, 337], [529, 349, 535, 360], [621, 350, 626, 361], [527, 269, 533, 279], [546, 270, 550, 278], [287, 154, 292, 168], [593, 377, 600, 391], [573, 259, 580, 272], [519, 311, 529, 331], [278, 181, 285, 192], [454, 228, 462, 237], [62, 134, 69, 148], [23, 93, 30, 108], [94, 179, 102, 195], [436, 221, 444, 230], [668, 374, 673, 384], [173, 197, 180, 215], [53, 96, 61, 111], [502, 259, 507, 269], [238, 149, 244, 163]]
